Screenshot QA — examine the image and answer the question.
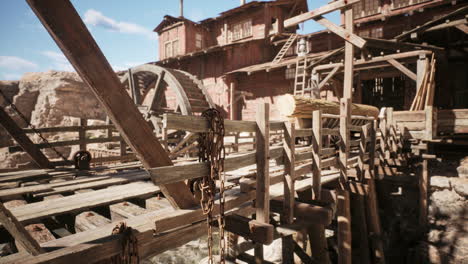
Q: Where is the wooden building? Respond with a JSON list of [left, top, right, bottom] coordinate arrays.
[[154, 0, 467, 120]]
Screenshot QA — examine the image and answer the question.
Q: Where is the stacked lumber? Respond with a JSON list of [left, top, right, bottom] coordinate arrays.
[[410, 54, 436, 111], [277, 94, 379, 119]]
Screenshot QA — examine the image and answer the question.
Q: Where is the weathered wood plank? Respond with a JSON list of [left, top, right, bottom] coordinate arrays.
[[314, 16, 366, 48], [0, 202, 45, 255], [9, 181, 159, 225], [387, 59, 417, 81]]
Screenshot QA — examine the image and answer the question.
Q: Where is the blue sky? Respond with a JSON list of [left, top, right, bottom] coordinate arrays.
[[0, 0, 339, 80]]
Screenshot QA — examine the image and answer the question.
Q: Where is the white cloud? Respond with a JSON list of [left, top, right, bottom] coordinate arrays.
[[41, 51, 74, 72], [0, 56, 38, 71], [83, 9, 155, 39]]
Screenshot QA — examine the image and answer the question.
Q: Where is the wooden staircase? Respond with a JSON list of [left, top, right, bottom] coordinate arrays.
[[271, 34, 297, 64]]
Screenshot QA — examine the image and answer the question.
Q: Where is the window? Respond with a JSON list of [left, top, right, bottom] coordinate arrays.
[[285, 68, 295, 80], [165, 39, 179, 58], [165, 42, 172, 58], [230, 20, 252, 42], [195, 33, 202, 49]]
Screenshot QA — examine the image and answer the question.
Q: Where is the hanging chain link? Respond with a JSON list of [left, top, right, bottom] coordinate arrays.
[[110, 222, 139, 264], [0, 89, 69, 162], [197, 108, 226, 264]]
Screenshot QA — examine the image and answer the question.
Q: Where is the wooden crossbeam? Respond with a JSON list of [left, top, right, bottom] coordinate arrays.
[[26, 0, 196, 209], [394, 6, 468, 41], [0, 202, 45, 255], [284, 0, 360, 28], [314, 16, 366, 48], [387, 59, 417, 81], [318, 65, 341, 90], [0, 106, 52, 169]]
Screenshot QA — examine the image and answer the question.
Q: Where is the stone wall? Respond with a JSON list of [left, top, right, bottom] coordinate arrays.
[[426, 157, 468, 263]]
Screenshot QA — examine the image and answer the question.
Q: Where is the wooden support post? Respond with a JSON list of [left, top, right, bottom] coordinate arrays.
[[26, 0, 196, 209], [337, 189, 352, 264], [339, 98, 351, 183], [368, 121, 377, 180], [230, 81, 236, 121], [343, 7, 354, 100], [416, 54, 428, 99], [255, 103, 270, 263], [312, 110, 322, 199], [78, 118, 87, 151], [282, 122, 295, 264], [0, 106, 52, 169], [128, 68, 141, 105], [0, 202, 45, 255], [419, 159, 428, 228], [365, 179, 385, 263], [425, 106, 436, 140]]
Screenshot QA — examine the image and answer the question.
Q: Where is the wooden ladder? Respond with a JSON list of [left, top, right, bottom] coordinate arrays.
[[271, 34, 297, 64], [293, 57, 308, 96]]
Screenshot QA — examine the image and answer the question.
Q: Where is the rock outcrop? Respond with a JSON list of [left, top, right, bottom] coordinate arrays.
[[0, 71, 106, 169]]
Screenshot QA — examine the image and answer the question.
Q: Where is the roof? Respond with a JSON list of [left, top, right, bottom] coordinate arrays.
[[153, 15, 199, 33]]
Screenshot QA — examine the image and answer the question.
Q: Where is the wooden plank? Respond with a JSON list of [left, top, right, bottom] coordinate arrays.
[[22, 125, 115, 134], [312, 110, 322, 199], [109, 202, 149, 221], [340, 98, 351, 182], [163, 113, 284, 133], [314, 16, 366, 48], [282, 122, 295, 264], [9, 136, 123, 153], [9, 181, 159, 225], [150, 146, 283, 185], [0, 202, 45, 255], [337, 189, 351, 264], [284, 0, 360, 28], [26, 0, 196, 209], [387, 59, 417, 81], [255, 103, 270, 263], [0, 107, 52, 169], [270, 200, 333, 225], [223, 214, 274, 245], [75, 211, 111, 233]]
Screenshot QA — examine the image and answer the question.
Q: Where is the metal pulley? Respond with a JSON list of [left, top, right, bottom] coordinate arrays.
[[73, 150, 92, 170]]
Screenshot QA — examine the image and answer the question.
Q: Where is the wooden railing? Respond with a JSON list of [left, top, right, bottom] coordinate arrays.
[[7, 118, 135, 166]]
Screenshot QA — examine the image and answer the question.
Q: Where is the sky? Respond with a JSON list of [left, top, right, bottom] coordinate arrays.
[[0, 0, 339, 80]]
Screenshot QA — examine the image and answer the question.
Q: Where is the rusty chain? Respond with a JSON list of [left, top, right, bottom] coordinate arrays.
[[197, 108, 226, 264], [0, 88, 69, 162], [110, 222, 139, 264]]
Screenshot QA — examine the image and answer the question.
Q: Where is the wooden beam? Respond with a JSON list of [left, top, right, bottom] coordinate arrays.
[[337, 190, 351, 264], [0, 106, 52, 169], [26, 0, 196, 209], [314, 16, 366, 48], [387, 59, 417, 81], [312, 110, 322, 199], [282, 122, 295, 264], [222, 214, 274, 245], [255, 103, 270, 263], [0, 202, 45, 255], [455, 23, 468, 34], [318, 65, 341, 90], [394, 6, 468, 41], [284, 0, 360, 28], [343, 7, 354, 100]]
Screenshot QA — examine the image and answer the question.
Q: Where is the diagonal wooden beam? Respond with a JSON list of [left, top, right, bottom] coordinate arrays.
[[387, 59, 417, 81], [0, 202, 45, 255], [318, 65, 342, 90], [394, 6, 468, 41], [0, 106, 52, 169], [284, 0, 360, 28], [455, 24, 468, 34], [26, 0, 197, 209], [314, 16, 366, 49]]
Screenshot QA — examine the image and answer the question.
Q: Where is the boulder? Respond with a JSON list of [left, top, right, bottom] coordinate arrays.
[[429, 189, 465, 217], [452, 178, 468, 197], [430, 176, 451, 190]]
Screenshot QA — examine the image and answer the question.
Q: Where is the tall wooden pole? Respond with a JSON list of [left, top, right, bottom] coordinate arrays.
[[26, 0, 197, 209]]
